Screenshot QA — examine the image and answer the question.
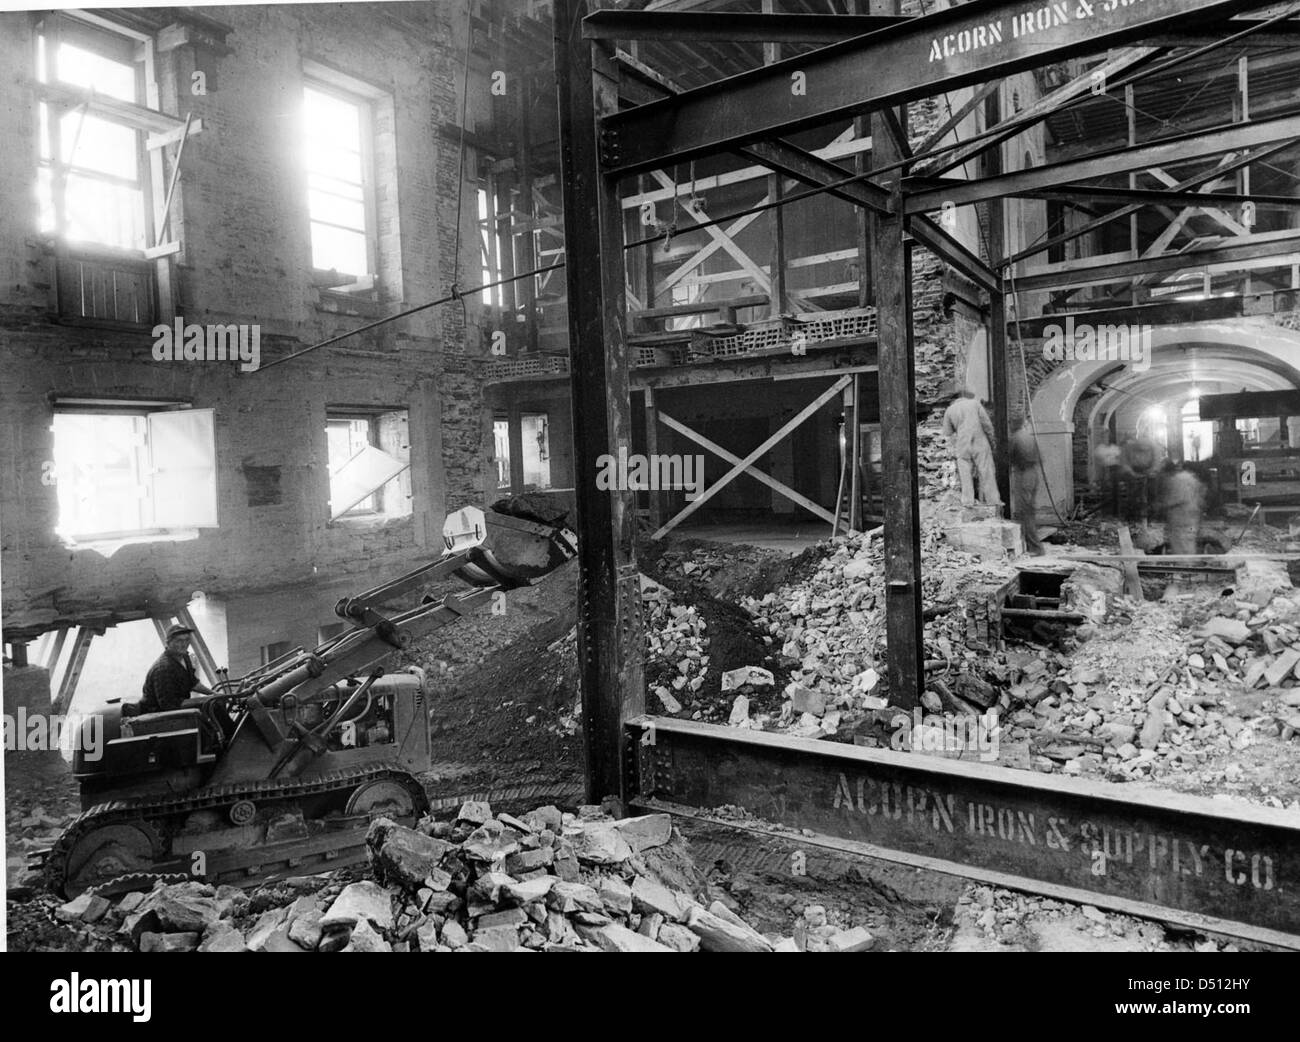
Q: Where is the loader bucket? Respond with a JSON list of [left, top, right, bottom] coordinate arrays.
[[442, 504, 577, 588]]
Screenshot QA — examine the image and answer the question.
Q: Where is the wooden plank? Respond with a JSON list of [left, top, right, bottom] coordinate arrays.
[[144, 241, 181, 259], [146, 117, 204, 151], [1117, 526, 1145, 600], [658, 410, 837, 526], [176, 606, 220, 687], [651, 375, 851, 538], [52, 627, 94, 716], [42, 626, 70, 672], [648, 170, 772, 293], [154, 112, 193, 249], [633, 293, 767, 320]]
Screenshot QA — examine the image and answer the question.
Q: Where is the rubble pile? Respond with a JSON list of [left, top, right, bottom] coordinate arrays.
[[6, 801, 76, 895], [49, 802, 876, 952], [955, 885, 1237, 952], [643, 577, 710, 716], [997, 573, 1300, 794], [733, 524, 1017, 740]]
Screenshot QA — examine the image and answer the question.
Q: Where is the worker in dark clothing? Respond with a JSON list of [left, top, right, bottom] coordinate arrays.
[[1120, 435, 1159, 524], [1009, 417, 1045, 555], [141, 624, 232, 744]]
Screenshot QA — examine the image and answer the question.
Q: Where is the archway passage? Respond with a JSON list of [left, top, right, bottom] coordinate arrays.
[[1027, 322, 1300, 519]]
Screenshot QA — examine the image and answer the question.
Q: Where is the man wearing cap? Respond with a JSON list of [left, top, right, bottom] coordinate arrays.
[[141, 625, 232, 743], [141, 624, 213, 712]]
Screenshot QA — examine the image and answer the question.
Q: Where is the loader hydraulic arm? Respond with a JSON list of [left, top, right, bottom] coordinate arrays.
[[230, 503, 577, 769]]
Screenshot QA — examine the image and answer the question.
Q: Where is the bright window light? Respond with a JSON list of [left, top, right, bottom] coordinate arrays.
[[36, 29, 147, 251], [304, 86, 370, 278]]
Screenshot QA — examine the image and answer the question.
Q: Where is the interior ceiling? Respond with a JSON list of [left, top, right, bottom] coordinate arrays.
[[1045, 46, 1300, 153]]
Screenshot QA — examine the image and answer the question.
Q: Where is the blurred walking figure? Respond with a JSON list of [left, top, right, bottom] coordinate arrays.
[[943, 388, 1002, 507], [1120, 435, 1158, 524], [1162, 461, 1206, 554], [1010, 417, 1044, 555], [1094, 438, 1122, 517]]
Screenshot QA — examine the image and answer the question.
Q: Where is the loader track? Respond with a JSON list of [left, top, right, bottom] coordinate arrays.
[[44, 762, 428, 898]]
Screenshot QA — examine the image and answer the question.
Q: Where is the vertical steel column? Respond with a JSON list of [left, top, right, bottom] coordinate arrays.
[[507, 399, 525, 494], [985, 90, 1011, 506], [644, 388, 663, 530], [555, 0, 645, 802], [869, 0, 921, 710], [764, 2, 788, 320]]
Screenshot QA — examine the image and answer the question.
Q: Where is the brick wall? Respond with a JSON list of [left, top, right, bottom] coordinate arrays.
[[0, 5, 495, 633]]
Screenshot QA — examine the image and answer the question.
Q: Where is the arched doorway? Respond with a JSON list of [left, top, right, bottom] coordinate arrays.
[[1026, 321, 1300, 517]]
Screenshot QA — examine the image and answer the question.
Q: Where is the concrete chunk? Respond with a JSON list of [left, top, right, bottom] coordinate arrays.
[[505, 876, 557, 905], [686, 904, 773, 952], [826, 926, 874, 952], [461, 820, 522, 862], [576, 922, 674, 952], [141, 882, 222, 933], [366, 818, 454, 890], [56, 892, 112, 924], [1264, 648, 1300, 687], [245, 907, 291, 952], [597, 875, 633, 915], [546, 881, 604, 914], [469, 925, 520, 952], [610, 813, 672, 853], [342, 919, 391, 952], [197, 922, 247, 952], [631, 875, 690, 922], [321, 881, 394, 931], [657, 922, 702, 952], [571, 822, 633, 864], [1199, 616, 1251, 645], [287, 909, 323, 950], [140, 931, 200, 952], [456, 800, 493, 826]]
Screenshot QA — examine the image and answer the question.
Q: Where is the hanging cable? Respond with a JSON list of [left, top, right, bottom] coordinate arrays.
[[254, 262, 565, 373], [450, 9, 474, 309]]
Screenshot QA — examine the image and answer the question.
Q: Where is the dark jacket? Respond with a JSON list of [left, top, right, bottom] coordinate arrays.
[[141, 650, 198, 713]]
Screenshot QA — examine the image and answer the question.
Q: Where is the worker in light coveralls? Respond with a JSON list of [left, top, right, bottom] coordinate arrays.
[[1161, 461, 1206, 555], [942, 388, 1002, 508]]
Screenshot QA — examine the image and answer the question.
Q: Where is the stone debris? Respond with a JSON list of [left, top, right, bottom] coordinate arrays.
[[954, 883, 1236, 952], [721, 666, 774, 691], [644, 578, 710, 717], [61, 802, 875, 953]]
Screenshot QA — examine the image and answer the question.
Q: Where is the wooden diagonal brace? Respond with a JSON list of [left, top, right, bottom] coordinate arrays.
[[652, 374, 851, 539]]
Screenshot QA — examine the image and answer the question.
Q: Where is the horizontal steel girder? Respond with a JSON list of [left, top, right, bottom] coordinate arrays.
[[629, 716, 1300, 947], [734, 139, 893, 214], [582, 10, 908, 43], [904, 112, 1300, 214], [1012, 231, 1300, 291], [598, 0, 1277, 175]]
